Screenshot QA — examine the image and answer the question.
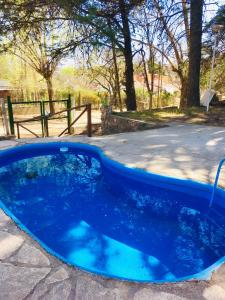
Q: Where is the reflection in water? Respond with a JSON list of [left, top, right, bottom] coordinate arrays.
[[0, 151, 225, 281]]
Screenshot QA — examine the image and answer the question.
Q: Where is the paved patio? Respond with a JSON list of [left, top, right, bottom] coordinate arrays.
[[1, 123, 225, 299]]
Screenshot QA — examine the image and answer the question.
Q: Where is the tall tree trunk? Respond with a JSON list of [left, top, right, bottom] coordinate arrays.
[[150, 55, 154, 108], [147, 45, 155, 109], [182, 0, 190, 49], [180, 76, 188, 108], [144, 14, 155, 109], [46, 77, 55, 114], [141, 50, 152, 110], [112, 41, 123, 112], [159, 45, 164, 108], [157, 64, 161, 107], [187, 0, 203, 107], [119, 0, 137, 111]]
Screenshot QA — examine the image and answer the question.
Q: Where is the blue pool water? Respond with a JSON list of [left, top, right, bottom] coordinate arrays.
[[1, 142, 225, 282]]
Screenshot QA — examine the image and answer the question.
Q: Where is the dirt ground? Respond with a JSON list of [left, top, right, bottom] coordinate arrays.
[[2, 106, 225, 138], [0, 110, 101, 138]]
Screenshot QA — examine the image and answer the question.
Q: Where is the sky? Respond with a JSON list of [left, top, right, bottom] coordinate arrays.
[[205, 1, 225, 21]]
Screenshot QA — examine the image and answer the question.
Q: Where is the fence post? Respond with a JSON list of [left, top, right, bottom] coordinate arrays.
[[87, 104, 92, 137], [16, 123, 20, 139], [67, 94, 72, 134], [7, 96, 15, 135], [0, 98, 10, 136], [44, 116, 49, 137], [40, 102, 44, 137]]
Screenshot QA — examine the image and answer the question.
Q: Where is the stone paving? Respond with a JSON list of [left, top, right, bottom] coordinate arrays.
[[1, 123, 225, 299]]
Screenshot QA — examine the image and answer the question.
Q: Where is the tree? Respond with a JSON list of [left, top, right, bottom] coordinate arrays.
[[117, 0, 137, 110], [0, 0, 144, 111], [186, 0, 203, 107], [140, 49, 153, 109], [133, 6, 160, 109], [56, 0, 143, 111], [0, 0, 209, 110], [0, 1, 90, 113], [140, 0, 205, 108], [201, 4, 225, 94], [85, 48, 124, 109], [149, 0, 190, 107], [1, 2, 63, 112], [9, 19, 67, 112], [111, 40, 123, 111], [205, 4, 225, 52]]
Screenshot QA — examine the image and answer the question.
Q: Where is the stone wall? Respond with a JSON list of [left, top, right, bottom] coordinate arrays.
[[101, 106, 163, 135]]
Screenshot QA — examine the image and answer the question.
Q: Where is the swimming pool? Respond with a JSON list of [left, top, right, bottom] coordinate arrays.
[[0, 142, 225, 283]]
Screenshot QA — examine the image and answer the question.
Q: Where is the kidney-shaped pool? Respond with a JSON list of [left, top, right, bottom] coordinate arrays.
[[0, 142, 225, 282]]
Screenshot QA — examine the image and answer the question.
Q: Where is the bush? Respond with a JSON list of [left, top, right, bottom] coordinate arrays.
[[54, 88, 101, 108], [74, 89, 101, 107]]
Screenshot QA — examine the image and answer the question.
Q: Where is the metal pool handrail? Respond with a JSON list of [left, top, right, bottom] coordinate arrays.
[[209, 158, 225, 207]]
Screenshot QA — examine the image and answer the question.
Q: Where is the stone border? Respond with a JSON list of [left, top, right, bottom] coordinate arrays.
[[101, 106, 166, 135], [0, 135, 15, 141]]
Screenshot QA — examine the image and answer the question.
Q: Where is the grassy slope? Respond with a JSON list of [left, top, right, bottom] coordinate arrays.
[[115, 107, 225, 127]]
